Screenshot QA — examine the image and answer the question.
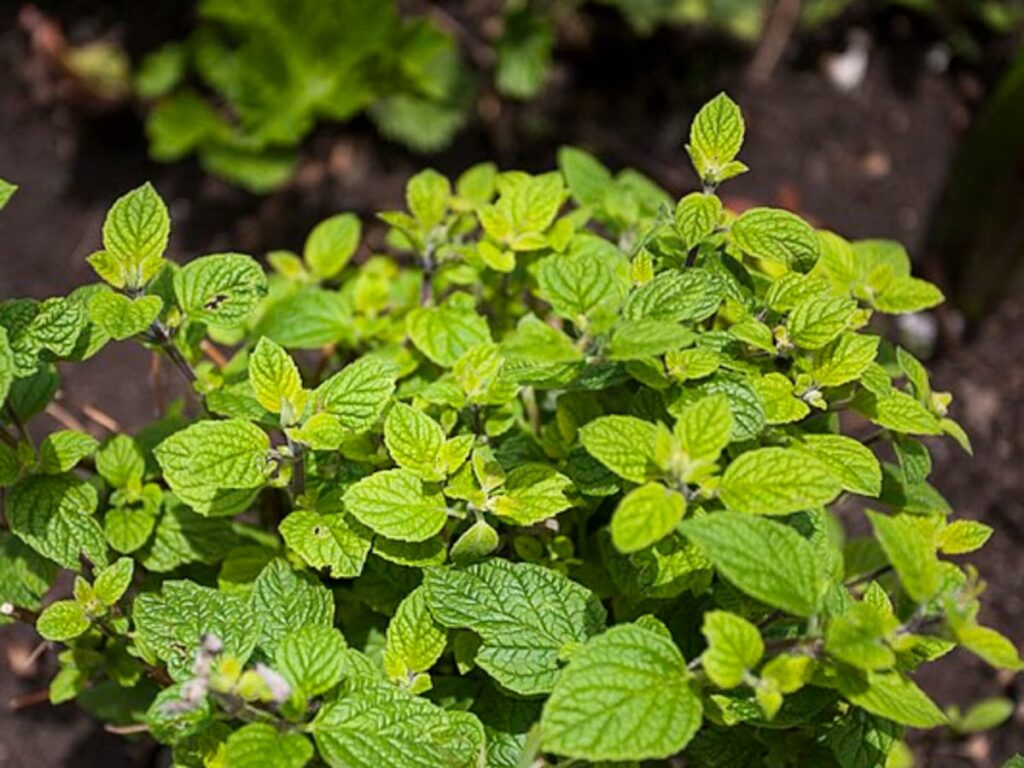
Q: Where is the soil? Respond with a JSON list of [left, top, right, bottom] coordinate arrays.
[[1, 1, 1022, 766]]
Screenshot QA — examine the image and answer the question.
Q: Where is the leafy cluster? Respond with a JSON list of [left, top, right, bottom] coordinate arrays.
[[137, 0, 473, 191], [2, 95, 1022, 768]]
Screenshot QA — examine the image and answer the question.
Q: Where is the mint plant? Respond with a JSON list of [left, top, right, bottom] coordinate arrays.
[[2, 94, 1022, 768]]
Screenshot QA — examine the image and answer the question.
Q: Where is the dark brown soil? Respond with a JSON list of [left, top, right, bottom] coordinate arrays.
[[1, 1, 1022, 766]]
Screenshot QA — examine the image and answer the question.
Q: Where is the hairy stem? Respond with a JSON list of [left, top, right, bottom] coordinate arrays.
[[420, 249, 435, 307], [288, 437, 306, 500], [149, 320, 197, 385]]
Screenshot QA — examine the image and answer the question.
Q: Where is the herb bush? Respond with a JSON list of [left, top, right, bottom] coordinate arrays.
[[1, 94, 1022, 767]]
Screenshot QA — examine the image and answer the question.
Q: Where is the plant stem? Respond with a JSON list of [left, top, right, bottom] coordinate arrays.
[[5, 404, 31, 448], [288, 437, 306, 500], [845, 564, 894, 589], [149, 320, 197, 385], [0, 603, 39, 623], [420, 249, 435, 306]]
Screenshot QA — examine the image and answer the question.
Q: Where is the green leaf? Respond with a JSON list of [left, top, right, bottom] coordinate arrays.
[[257, 287, 351, 349], [304, 213, 361, 279], [607, 319, 695, 360], [87, 289, 162, 341], [676, 192, 723, 249], [793, 434, 881, 497], [674, 393, 733, 464], [511, 172, 565, 233], [39, 430, 99, 474], [625, 269, 723, 324], [0, 441, 18, 487], [312, 679, 484, 768], [423, 559, 605, 695], [719, 447, 841, 515], [173, 252, 268, 327], [456, 162, 497, 205], [31, 296, 88, 358], [540, 623, 702, 761], [406, 297, 491, 367], [489, 464, 574, 526], [731, 318, 775, 353], [825, 601, 897, 671], [731, 208, 819, 270], [7, 474, 107, 569], [384, 403, 447, 481], [502, 314, 583, 365], [95, 438, 147, 492], [276, 624, 348, 698], [680, 512, 824, 617], [833, 668, 946, 728], [752, 373, 810, 425], [579, 415, 658, 483], [0, 326, 13, 404], [0, 532, 57, 616], [223, 723, 313, 768], [874, 277, 944, 314], [536, 249, 622, 324], [407, 169, 451, 229], [103, 503, 158, 554], [766, 272, 827, 312], [867, 511, 939, 603], [100, 183, 169, 288], [896, 346, 931, 399], [384, 586, 446, 685], [788, 295, 857, 349], [249, 559, 334, 654], [954, 624, 1024, 671], [249, 337, 304, 417], [374, 536, 447, 569], [825, 709, 901, 768], [0, 178, 16, 211], [559, 147, 613, 208], [610, 482, 686, 554], [951, 697, 1015, 734], [936, 520, 993, 555], [286, 412, 347, 450], [279, 510, 370, 578], [136, 502, 237, 572], [677, 377, 766, 442], [452, 343, 518, 405], [687, 92, 746, 185], [343, 469, 448, 542], [701, 610, 764, 689], [472, 687, 542, 768], [93, 557, 134, 606], [0, 300, 43, 377], [133, 580, 257, 681], [36, 600, 90, 642], [154, 419, 272, 512], [860, 391, 943, 435], [315, 355, 399, 433], [496, 12, 553, 98], [450, 519, 500, 564], [811, 333, 880, 387]]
